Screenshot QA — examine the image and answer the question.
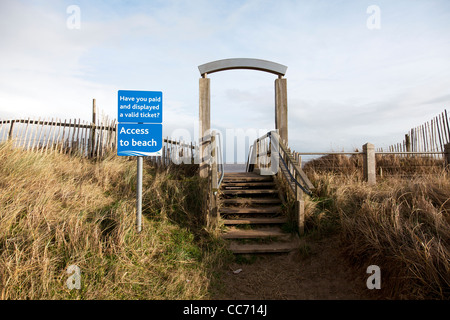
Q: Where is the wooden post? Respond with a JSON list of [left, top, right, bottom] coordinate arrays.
[[295, 169, 305, 236], [162, 139, 166, 167], [255, 139, 260, 171], [363, 143, 376, 185], [90, 99, 96, 157], [199, 77, 210, 178], [209, 131, 218, 228], [405, 134, 411, 152], [8, 120, 15, 140], [444, 143, 450, 169], [275, 77, 288, 144]]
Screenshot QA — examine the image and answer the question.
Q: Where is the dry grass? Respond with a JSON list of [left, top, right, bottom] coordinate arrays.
[[303, 155, 450, 299], [0, 141, 228, 300]]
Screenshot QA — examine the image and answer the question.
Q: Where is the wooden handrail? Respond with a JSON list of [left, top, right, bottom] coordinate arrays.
[[270, 132, 314, 191]]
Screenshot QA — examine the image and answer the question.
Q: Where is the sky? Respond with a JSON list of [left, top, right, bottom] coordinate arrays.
[[1, 0, 450, 162]]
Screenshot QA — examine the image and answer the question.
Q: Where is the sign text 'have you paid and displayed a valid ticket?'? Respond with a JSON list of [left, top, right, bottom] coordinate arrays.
[[117, 90, 162, 157]]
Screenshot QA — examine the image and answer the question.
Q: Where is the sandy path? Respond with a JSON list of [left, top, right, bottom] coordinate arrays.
[[212, 235, 375, 300]]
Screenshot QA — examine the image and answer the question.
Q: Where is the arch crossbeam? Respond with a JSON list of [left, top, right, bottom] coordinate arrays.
[[198, 58, 287, 77]]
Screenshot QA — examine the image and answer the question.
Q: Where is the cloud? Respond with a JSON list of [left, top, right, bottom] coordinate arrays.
[[1, 0, 450, 158]]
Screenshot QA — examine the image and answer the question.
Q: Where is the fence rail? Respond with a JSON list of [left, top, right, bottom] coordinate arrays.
[[299, 144, 450, 182]]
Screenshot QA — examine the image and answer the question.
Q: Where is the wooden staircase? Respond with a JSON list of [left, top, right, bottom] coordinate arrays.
[[219, 172, 300, 254]]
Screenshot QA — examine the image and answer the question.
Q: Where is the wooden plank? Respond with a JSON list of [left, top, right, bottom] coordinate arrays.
[[81, 120, 88, 156], [223, 176, 273, 182], [37, 119, 48, 152], [222, 182, 275, 188], [417, 127, 421, 152], [420, 125, 428, 152], [439, 113, 449, 144], [60, 119, 67, 153], [32, 118, 43, 152], [0, 121, 6, 142], [219, 206, 282, 214], [228, 241, 297, 254], [222, 189, 279, 195], [222, 217, 287, 225], [224, 172, 263, 177], [221, 227, 288, 239], [445, 110, 450, 143], [51, 118, 61, 152], [426, 121, 433, 152], [43, 118, 54, 152], [98, 118, 104, 158], [14, 119, 23, 146], [436, 116, 443, 152], [50, 118, 60, 152], [221, 198, 281, 205], [21, 118, 30, 148]]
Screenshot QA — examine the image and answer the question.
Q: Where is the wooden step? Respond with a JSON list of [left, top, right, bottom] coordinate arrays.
[[221, 227, 289, 240], [221, 198, 281, 205], [222, 189, 279, 195], [219, 172, 295, 255], [219, 206, 282, 214], [228, 241, 298, 254], [222, 182, 276, 188], [222, 217, 287, 225], [222, 179, 274, 184], [224, 172, 263, 176], [223, 175, 273, 182]]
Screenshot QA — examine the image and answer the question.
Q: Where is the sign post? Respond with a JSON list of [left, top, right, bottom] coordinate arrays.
[[136, 156, 143, 232], [117, 90, 162, 232]]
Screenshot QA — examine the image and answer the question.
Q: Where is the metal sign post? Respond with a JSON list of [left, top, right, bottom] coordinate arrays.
[[117, 90, 163, 233], [136, 156, 143, 232]]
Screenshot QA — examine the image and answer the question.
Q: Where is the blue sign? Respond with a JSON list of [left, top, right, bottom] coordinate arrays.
[[118, 90, 162, 124], [117, 123, 162, 156], [117, 90, 163, 157]]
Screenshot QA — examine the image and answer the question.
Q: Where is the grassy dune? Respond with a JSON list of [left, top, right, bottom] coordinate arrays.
[[1, 141, 448, 300], [0, 141, 229, 299], [303, 156, 450, 299]]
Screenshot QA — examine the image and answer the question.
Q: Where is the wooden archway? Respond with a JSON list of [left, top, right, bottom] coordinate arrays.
[[198, 58, 288, 177]]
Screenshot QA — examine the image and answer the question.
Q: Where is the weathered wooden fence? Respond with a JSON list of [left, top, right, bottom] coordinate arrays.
[[0, 117, 199, 166], [386, 109, 450, 153], [301, 148, 448, 181], [0, 117, 117, 158]]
